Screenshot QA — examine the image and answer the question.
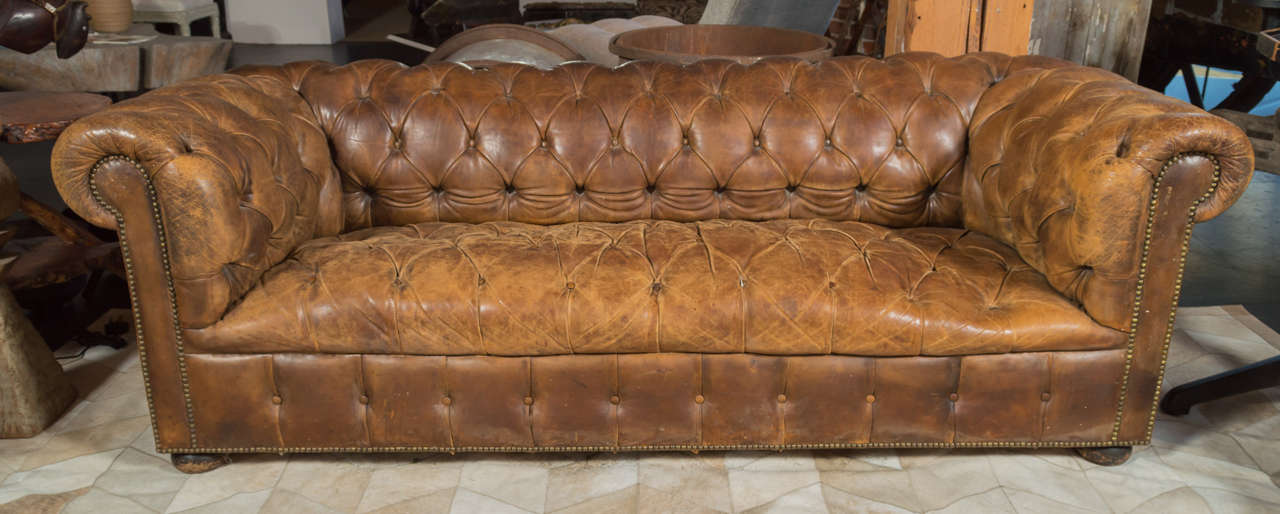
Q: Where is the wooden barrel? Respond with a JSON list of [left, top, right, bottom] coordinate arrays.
[[86, 0, 134, 33], [609, 24, 834, 65]]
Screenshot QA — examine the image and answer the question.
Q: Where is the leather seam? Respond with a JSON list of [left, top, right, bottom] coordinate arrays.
[[88, 154, 199, 448], [156, 439, 1154, 454], [1111, 151, 1221, 442]]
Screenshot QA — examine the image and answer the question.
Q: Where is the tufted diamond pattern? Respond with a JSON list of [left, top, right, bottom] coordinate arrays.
[[235, 54, 1047, 230], [185, 219, 1126, 357], [965, 65, 1254, 331]]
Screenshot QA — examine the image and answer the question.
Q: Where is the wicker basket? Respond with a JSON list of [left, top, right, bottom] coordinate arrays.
[[86, 0, 133, 33]]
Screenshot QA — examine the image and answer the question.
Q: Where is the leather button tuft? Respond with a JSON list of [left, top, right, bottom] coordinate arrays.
[[441, 396, 452, 406], [865, 394, 876, 403], [777, 394, 787, 403], [271, 395, 282, 405], [895, 137, 904, 147], [524, 396, 534, 405], [694, 394, 705, 404], [1041, 393, 1051, 401], [949, 393, 959, 402], [359, 394, 369, 405], [610, 395, 620, 404], [565, 282, 575, 290], [754, 138, 761, 147]]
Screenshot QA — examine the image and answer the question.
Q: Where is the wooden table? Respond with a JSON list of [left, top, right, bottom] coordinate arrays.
[[0, 91, 117, 438], [0, 25, 231, 92]]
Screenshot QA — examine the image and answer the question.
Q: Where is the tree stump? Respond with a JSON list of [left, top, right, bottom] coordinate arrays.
[[0, 283, 77, 438]]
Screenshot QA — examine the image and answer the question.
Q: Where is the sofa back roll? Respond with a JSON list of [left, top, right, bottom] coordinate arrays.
[[236, 54, 1050, 230]]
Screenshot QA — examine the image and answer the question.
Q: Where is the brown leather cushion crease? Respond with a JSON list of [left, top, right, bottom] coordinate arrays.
[[185, 219, 1126, 357]]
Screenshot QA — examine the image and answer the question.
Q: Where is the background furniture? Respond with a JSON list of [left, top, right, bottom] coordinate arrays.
[[608, 24, 833, 64], [49, 54, 1253, 472], [86, 0, 135, 33], [0, 91, 125, 348], [132, 0, 222, 37], [0, 25, 230, 92]]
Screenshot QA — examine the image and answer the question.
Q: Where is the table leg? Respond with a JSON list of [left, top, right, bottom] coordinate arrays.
[[1160, 356, 1280, 415]]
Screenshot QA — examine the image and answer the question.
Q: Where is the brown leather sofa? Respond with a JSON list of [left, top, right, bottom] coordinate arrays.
[[50, 53, 1254, 472]]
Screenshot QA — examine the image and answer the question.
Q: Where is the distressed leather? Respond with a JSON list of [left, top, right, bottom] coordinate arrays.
[[49, 53, 1254, 452], [187, 219, 1125, 356]]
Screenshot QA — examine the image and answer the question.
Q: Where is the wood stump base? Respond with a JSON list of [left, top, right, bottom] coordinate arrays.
[[0, 285, 76, 438]]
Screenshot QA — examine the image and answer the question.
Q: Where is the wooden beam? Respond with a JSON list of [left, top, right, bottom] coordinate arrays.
[[1029, 0, 1154, 80], [982, 0, 1034, 55], [885, 0, 975, 56]]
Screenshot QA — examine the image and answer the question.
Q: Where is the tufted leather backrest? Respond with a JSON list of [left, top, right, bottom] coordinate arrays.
[[235, 53, 1069, 230]]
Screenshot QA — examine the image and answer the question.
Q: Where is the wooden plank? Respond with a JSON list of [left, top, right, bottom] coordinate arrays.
[[1029, 0, 1153, 80], [885, 0, 974, 56], [967, 0, 985, 53], [982, 0, 1035, 55]]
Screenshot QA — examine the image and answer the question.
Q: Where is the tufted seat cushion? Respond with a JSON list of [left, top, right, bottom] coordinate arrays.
[[186, 219, 1125, 357]]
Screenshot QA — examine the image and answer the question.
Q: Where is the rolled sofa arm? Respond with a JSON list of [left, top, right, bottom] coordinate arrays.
[[51, 73, 344, 329], [964, 63, 1254, 333]]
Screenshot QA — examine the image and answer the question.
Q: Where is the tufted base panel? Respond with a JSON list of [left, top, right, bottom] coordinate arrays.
[[174, 350, 1128, 452], [185, 220, 1126, 357]]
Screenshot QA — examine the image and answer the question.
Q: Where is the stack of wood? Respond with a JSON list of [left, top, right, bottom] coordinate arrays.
[[1211, 108, 1280, 175]]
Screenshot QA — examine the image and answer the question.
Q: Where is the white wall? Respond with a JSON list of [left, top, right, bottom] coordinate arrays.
[[226, 0, 345, 44]]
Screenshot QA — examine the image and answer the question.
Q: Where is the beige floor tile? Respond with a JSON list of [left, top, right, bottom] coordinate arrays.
[[1195, 391, 1280, 434], [365, 487, 454, 514], [61, 487, 155, 514], [1229, 307, 1280, 352], [95, 448, 187, 512], [637, 453, 732, 513], [83, 367, 147, 403], [1084, 448, 1189, 513], [635, 484, 727, 514], [549, 484, 637, 513], [275, 454, 375, 512], [1177, 306, 1233, 317], [458, 458, 549, 512], [990, 454, 1109, 511], [820, 483, 913, 514], [819, 466, 917, 512], [356, 459, 464, 513], [1156, 447, 1280, 505], [130, 427, 164, 461], [545, 455, 637, 512], [727, 453, 821, 512], [1151, 418, 1260, 468], [0, 487, 89, 513], [48, 390, 150, 437], [813, 450, 902, 472], [1001, 487, 1100, 514], [741, 482, 828, 513], [172, 488, 272, 514], [907, 453, 1000, 511], [1231, 432, 1280, 478], [927, 487, 1014, 514], [164, 454, 287, 513], [261, 488, 345, 514], [18, 415, 149, 471], [1167, 329, 1210, 368], [1128, 486, 1211, 514], [1191, 486, 1280, 513], [0, 449, 121, 504], [450, 488, 534, 514]]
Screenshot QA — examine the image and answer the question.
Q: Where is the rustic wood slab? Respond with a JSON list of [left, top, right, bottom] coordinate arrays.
[[0, 92, 111, 144], [0, 25, 230, 92]]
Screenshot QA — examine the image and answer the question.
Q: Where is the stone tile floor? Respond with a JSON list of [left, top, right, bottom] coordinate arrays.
[[1, 306, 1278, 513]]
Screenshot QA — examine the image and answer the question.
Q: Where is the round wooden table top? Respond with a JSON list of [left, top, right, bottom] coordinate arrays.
[[0, 91, 111, 144]]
